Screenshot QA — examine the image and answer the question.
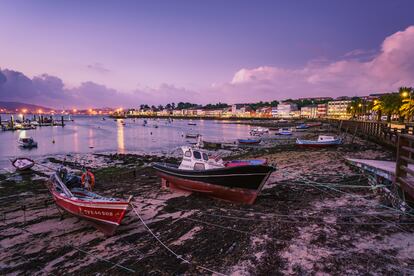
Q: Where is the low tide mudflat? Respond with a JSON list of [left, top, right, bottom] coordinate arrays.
[[1, 128, 414, 275]]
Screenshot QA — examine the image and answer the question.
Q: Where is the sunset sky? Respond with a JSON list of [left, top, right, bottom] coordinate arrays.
[[1, 0, 414, 108]]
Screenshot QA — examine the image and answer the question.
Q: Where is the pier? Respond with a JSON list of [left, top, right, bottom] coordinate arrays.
[[1, 115, 66, 131]]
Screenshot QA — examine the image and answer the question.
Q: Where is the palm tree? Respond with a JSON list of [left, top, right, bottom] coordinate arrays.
[[399, 87, 413, 122], [371, 99, 382, 121]]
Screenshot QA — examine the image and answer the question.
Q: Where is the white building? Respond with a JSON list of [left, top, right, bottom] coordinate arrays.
[[300, 106, 317, 118], [277, 103, 298, 118], [327, 100, 352, 118]]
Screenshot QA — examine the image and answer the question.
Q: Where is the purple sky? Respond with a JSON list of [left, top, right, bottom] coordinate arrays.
[[1, 0, 414, 108]]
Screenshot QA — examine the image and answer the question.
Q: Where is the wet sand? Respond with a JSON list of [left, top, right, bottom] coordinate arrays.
[[1, 128, 414, 275]]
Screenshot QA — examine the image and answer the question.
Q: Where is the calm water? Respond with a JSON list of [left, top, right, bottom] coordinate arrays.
[[0, 115, 252, 168]]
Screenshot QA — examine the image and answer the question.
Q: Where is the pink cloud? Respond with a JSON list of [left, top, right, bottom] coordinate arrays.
[[215, 25, 414, 102]]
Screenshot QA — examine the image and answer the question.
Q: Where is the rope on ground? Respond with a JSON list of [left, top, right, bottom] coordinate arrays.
[[131, 203, 228, 276]]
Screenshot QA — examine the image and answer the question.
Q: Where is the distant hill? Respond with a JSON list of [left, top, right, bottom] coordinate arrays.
[[0, 101, 53, 112]]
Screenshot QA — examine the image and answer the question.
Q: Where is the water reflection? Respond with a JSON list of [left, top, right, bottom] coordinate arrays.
[[0, 116, 253, 165], [117, 121, 125, 154]]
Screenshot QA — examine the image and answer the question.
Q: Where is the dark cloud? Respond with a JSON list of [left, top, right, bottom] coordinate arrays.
[[87, 63, 111, 74]]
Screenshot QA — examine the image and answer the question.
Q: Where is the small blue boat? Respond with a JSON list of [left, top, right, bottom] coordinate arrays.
[[296, 124, 309, 130], [238, 139, 261, 145]]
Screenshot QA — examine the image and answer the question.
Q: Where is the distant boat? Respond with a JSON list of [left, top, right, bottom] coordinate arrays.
[[277, 128, 292, 135], [18, 137, 38, 148], [151, 146, 275, 204], [185, 133, 199, 139], [296, 135, 342, 147], [250, 127, 269, 136], [295, 124, 309, 131], [153, 124, 159, 128], [238, 138, 261, 145], [47, 168, 132, 235], [306, 122, 322, 127], [11, 157, 35, 171], [188, 122, 197, 126]]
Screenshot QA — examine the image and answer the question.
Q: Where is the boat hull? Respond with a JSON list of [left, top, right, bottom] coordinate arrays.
[[296, 139, 342, 147], [152, 163, 275, 204], [238, 139, 261, 145], [48, 180, 131, 235]]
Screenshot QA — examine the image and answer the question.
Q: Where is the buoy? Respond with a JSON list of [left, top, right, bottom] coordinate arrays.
[[52, 139, 55, 144]]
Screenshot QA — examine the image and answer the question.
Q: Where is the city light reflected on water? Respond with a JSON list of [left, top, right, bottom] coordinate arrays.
[[117, 120, 125, 154], [0, 115, 252, 168]]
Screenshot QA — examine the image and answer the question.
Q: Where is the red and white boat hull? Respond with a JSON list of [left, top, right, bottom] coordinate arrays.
[[51, 192, 130, 235]]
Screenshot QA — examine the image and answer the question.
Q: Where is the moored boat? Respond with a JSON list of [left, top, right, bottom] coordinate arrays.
[[11, 157, 35, 171], [185, 133, 199, 139], [238, 138, 261, 145], [18, 137, 38, 148], [295, 124, 309, 131], [306, 122, 322, 127], [250, 127, 269, 136], [151, 146, 275, 204], [47, 168, 132, 235], [277, 128, 292, 135], [296, 135, 342, 147]]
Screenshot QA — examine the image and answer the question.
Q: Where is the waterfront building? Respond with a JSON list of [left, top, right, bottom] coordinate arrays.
[[300, 105, 317, 118], [231, 104, 253, 117], [317, 104, 328, 118], [271, 107, 278, 117], [204, 109, 224, 117], [276, 102, 298, 118], [256, 107, 273, 118], [173, 109, 184, 116], [327, 100, 352, 118]]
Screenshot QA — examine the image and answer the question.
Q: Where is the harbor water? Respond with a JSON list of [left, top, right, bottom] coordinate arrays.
[[0, 115, 252, 169]]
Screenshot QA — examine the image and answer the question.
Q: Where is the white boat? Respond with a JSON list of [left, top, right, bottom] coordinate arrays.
[[18, 137, 38, 148], [11, 157, 35, 171], [278, 128, 292, 135], [296, 135, 342, 147], [250, 127, 269, 136]]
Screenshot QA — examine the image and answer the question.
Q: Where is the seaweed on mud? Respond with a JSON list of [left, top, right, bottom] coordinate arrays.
[[2, 127, 414, 275]]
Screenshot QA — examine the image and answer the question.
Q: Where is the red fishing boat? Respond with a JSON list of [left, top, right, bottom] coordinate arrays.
[[152, 146, 275, 204], [47, 168, 132, 235]]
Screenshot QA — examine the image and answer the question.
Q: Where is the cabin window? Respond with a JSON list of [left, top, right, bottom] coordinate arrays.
[[194, 163, 205, 170], [193, 151, 202, 159], [202, 153, 208, 161], [184, 150, 192, 157]]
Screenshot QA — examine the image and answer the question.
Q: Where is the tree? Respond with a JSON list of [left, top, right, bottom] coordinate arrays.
[[398, 87, 413, 122], [371, 93, 402, 122]]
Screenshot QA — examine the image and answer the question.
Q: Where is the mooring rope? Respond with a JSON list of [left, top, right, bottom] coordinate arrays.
[[131, 203, 228, 276]]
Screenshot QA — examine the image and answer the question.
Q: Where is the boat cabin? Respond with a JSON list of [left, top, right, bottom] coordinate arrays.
[[317, 135, 336, 142], [179, 146, 224, 170]]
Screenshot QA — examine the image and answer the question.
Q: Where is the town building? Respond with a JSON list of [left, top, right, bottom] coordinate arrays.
[[271, 107, 278, 117], [256, 107, 273, 118], [276, 102, 298, 118], [231, 104, 253, 117], [327, 100, 352, 118], [300, 105, 317, 118], [317, 103, 328, 117], [204, 109, 223, 117]]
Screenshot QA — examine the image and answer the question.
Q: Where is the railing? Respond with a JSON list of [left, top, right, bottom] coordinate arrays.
[[326, 119, 414, 148], [395, 134, 414, 201]]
